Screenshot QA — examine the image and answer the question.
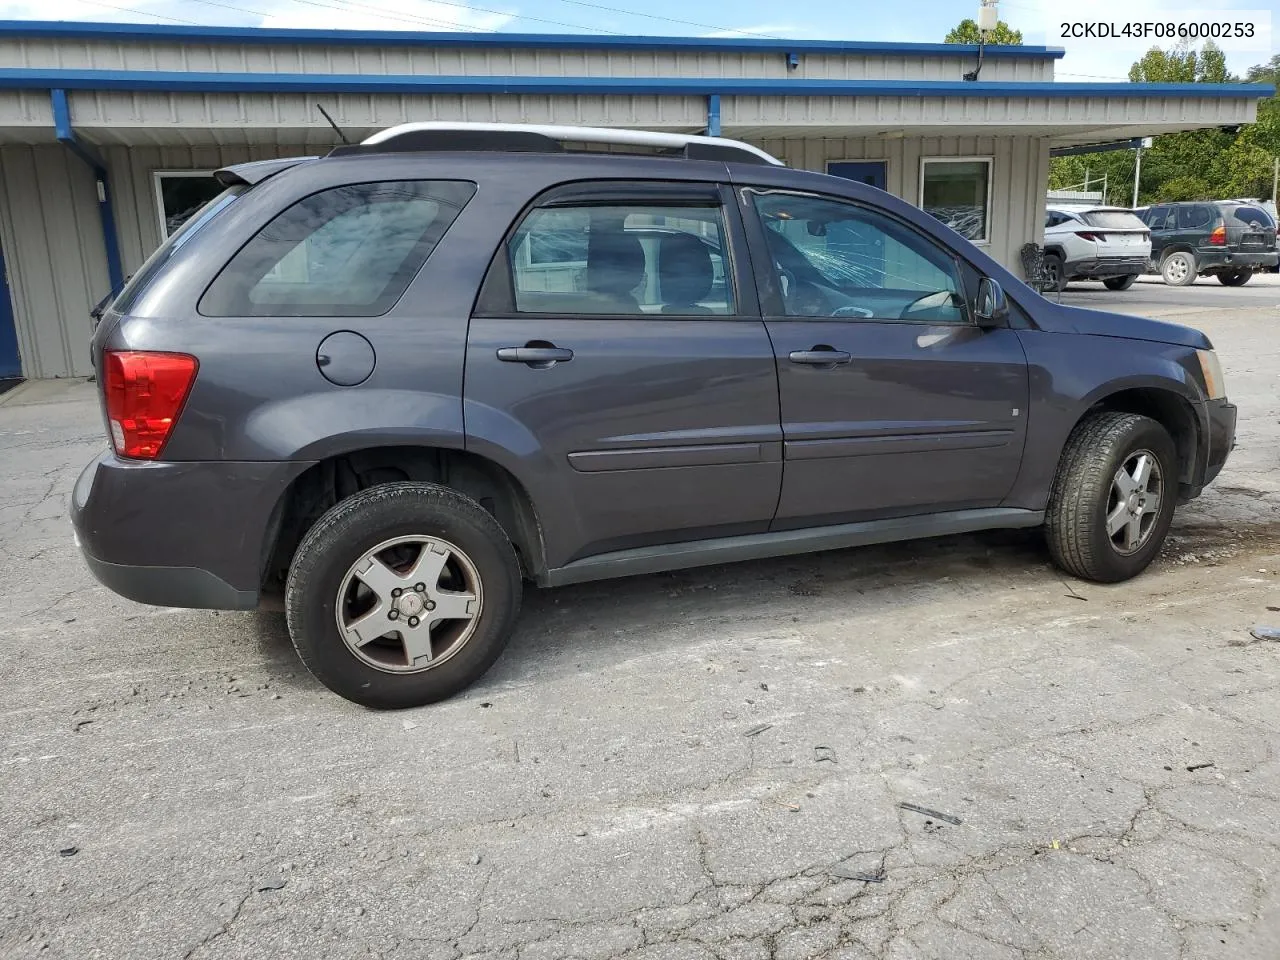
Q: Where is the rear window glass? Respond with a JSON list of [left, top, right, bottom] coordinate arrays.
[[1227, 205, 1275, 229], [111, 187, 241, 316], [200, 180, 476, 318], [1081, 210, 1148, 230]]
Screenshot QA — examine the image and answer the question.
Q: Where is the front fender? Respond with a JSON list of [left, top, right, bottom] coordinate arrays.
[[1005, 330, 1207, 511]]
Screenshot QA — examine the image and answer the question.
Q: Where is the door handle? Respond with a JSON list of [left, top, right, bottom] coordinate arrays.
[[788, 346, 851, 366], [496, 344, 574, 367]]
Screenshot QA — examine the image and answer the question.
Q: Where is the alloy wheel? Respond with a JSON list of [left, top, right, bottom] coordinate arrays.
[[335, 535, 483, 673], [1105, 450, 1163, 555]]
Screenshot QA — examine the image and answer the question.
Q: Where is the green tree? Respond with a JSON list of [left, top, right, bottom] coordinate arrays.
[[1128, 40, 1234, 83], [1048, 41, 1270, 207], [1245, 54, 1280, 85], [944, 18, 1023, 45]]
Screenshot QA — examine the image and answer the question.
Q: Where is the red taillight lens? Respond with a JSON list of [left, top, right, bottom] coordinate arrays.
[[102, 351, 198, 459], [1209, 225, 1227, 246], [1075, 231, 1103, 242]]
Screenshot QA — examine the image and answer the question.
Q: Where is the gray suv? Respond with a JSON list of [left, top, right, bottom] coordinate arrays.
[[72, 123, 1237, 709]]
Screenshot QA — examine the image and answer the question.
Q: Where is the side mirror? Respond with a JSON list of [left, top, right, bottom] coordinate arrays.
[[975, 277, 1009, 327]]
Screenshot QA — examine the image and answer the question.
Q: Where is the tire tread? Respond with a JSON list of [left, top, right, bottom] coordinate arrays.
[[284, 481, 521, 708], [1046, 411, 1162, 582]]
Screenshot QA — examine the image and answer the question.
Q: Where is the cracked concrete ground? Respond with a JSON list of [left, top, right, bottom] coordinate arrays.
[[3, 279, 1280, 960]]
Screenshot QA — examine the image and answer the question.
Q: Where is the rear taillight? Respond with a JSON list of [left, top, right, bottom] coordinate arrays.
[[103, 350, 198, 459], [1209, 224, 1227, 246], [1076, 231, 1104, 241]]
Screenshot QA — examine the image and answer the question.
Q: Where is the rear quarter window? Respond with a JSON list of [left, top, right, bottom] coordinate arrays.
[[199, 180, 476, 318]]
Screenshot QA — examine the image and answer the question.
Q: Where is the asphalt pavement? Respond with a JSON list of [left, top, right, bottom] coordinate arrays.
[[3, 280, 1280, 960]]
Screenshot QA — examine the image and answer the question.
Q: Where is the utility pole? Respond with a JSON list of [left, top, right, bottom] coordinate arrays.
[[1132, 145, 1143, 208], [1274, 155, 1279, 203]]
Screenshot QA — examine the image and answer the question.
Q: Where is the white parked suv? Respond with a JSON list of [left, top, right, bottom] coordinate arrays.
[[1043, 205, 1153, 291]]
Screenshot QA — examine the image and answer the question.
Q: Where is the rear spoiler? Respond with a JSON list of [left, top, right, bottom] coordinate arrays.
[[214, 156, 318, 187]]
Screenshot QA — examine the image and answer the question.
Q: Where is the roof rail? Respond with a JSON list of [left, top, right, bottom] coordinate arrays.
[[327, 122, 783, 166]]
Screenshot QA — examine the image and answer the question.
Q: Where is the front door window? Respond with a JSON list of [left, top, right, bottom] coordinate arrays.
[[751, 192, 967, 324]]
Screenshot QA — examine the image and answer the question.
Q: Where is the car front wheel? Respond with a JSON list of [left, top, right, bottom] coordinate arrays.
[[1217, 271, 1251, 287], [1046, 411, 1178, 583], [1103, 275, 1138, 291], [285, 482, 522, 709], [1161, 251, 1197, 286]]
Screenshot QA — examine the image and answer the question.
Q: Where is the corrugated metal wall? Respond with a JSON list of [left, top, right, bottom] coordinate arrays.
[[756, 135, 1051, 270], [0, 145, 109, 378], [0, 39, 1054, 83], [103, 143, 314, 270]]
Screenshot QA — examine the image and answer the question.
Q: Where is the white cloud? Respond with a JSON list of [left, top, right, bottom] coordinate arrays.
[[251, 0, 509, 32], [0, 0, 512, 30]]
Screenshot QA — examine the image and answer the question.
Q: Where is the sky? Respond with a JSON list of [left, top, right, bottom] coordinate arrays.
[[0, 0, 1273, 82]]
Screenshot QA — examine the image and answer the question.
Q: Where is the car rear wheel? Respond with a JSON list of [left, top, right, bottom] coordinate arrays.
[[1161, 251, 1197, 286], [1044, 253, 1066, 292], [285, 482, 522, 709], [1046, 411, 1177, 583], [1217, 271, 1251, 287], [1102, 275, 1138, 291]]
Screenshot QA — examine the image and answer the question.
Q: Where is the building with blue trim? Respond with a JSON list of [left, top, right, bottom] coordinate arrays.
[[0, 19, 1272, 379]]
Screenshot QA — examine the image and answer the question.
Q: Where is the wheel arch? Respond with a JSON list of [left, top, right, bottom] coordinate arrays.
[[1158, 244, 1196, 262], [260, 444, 546, 594], [1076, 385, 1202, 489]]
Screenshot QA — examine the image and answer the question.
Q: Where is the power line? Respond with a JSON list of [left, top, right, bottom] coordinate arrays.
[[73, 0, 205, 24], [548, 0, 787, 40], [1058, 72, 1132, 80]]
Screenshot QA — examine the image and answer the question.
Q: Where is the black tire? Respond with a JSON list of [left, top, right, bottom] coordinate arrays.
[[1044, 253, 1066, 292], [285, 482, 522, 709], [1102, 275, 1138, 291], [1160, 251, 1197, 286], [1217, 271, 1251, 287], [1045, 412, 1178, 584]]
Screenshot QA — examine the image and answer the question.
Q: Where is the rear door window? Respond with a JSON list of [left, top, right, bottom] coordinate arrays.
[[507, 204, 734, 316], [200, 180, 476, 317], [1177, 205, 1212, 230]]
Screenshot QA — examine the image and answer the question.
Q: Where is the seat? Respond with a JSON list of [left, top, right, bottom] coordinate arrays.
[[585, 231, 646, 313], [656, 234, 715, 314]]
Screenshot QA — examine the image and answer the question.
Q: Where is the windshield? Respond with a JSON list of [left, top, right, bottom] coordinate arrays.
[[1081, 210, 1147, 230], [109, 186, 243, 316]]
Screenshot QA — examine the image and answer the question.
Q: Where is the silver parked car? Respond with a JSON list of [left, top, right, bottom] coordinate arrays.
[[1043, 205, 1153, 291]]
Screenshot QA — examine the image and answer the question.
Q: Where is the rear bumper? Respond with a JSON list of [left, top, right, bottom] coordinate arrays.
[[1193, 250, 1278, 272], [71, 450, 311, 611], [1064, 256, 1149, 279]]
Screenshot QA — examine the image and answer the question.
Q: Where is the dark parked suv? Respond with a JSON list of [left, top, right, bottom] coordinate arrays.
[[72, 124, 1237, 708], [1141, 201, 1279, 286]]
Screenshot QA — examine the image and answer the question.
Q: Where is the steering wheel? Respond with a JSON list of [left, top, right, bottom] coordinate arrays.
[[899, 290, 958, 320], [832, 304, 875, 319]]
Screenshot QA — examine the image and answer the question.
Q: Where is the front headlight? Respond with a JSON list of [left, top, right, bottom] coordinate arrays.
[[1197, 349, 1226, 400]]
